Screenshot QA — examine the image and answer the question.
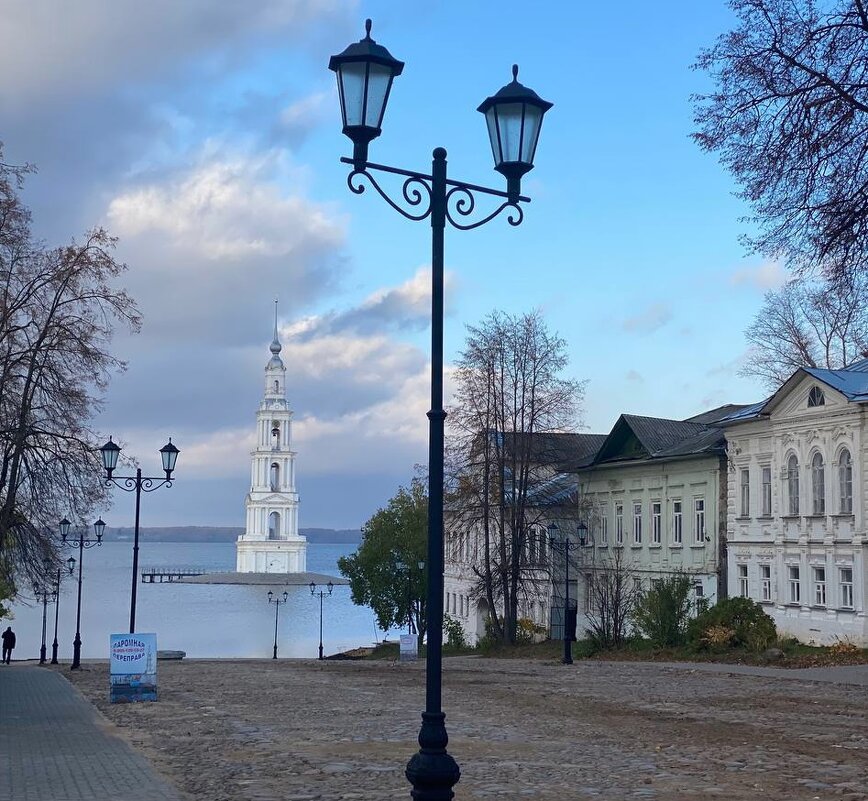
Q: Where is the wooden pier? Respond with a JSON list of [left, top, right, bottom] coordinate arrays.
[[141, 567, 206, 583]]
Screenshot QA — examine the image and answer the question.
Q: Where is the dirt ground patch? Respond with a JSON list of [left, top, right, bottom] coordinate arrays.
[[59, 657, 868, 801]]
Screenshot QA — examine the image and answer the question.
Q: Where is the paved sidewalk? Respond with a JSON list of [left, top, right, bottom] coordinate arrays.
[[0, 665, 183, 801]]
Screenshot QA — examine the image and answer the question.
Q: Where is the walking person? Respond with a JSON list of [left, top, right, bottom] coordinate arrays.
[[1, 626, 15, 664]]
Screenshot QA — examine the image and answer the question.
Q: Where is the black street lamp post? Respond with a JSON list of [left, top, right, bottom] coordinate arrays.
[[60, 517, 104, 670], [309, 581, 334, 660], [99, 437, 179, 633], [548, 522, 586, 665], [329, 20, 551, 800], [50, 566, 61, 665], [267, 591, 288, 659], [33, 576, 54, 665]]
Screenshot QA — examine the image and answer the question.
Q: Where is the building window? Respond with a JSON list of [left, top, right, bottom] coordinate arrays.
[[787, 454, 800, 515], [788, 565, 801, 604], [840, 567, 854, 608], [633, 577, 642, 593], [811, 452, 825, 515], [651, 502, 661, 544], [633, 502, 642, 544], [740, 469, 750, 517], [839, 449, 853, 514], [760, 564, 771, 601], [615, 503, 624, 545], [693, 582, 704, 609], [813, 566, 827, 606], [808, 386, 825, 407], [693, 498, 705, 543], [737, 564, 749, 597], [672, 500, 683, 544], [270, 462, 280, 492], [761, 466, 772, 516], [600, 509, 608, 545]]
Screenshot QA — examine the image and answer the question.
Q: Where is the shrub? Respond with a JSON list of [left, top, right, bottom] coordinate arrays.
[[632, 574, 693, 647], [829, 638, 860, 658], [701, 624, 735, 649], [443, 614, 467, 649], [688, 597, 776, 652], [516, 617, 546, 645]]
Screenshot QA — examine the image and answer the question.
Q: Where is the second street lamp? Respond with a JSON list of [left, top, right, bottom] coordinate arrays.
[[548, 522, 581, 665], [267, 590, 288, 659], [50, 564, 62, 665], [33, 577, 55, 665], [309, 581, 334, 660], [329, 20, 551, 800], [100, 436, 179, 633], [60, 517, 104, 670]]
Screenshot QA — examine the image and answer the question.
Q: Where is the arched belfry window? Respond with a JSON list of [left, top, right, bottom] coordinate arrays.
[[808, 386, 825, 407], [811, 452, 825, 515], [271, 421, 280, 448], [787, 454, 800, 515], [270, 463, 280, 492], [273, 380, 279, 393], [268, 511, 280, 540]]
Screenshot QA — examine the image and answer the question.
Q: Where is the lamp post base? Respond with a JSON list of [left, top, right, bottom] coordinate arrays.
[[50, 641, 59, 665], [406, 712, 460, 801], [563, 638, 573, 665], [71, 635, 82, 670], [39, 645, 47, 665], [272, 644, 277, 660], [318, 643, 323, 660]]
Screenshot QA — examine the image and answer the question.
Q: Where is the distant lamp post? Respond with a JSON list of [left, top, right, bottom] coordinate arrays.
[[310, 581, 334, 660], [267, 590, 288, 659], [33, 565, 56, 665], [60, 517, 104, 670], [329, 20, 551, 799], [548, 522, 580, 665], [50, 564, 62, 665], [99, 436, 179, 633]]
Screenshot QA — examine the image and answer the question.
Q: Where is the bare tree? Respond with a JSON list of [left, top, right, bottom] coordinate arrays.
[[741, 278, 868, 389], [0, 148, 141, 593], [584, 548, 640, 650], [447, 310, 586, 644], [693, 1, 868, 286]]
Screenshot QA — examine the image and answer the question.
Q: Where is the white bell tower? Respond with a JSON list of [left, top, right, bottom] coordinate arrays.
[[236, 303, 307, 573]]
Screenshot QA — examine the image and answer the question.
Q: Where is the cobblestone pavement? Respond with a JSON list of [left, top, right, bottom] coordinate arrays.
[[57, 656, 868, 801], [0, 665, 183, 801]]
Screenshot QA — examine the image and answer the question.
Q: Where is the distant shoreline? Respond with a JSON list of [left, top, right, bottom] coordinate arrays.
[[101, 526, 362, 545]]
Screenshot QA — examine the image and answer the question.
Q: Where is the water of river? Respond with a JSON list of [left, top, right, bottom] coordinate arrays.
[[6, 541, 396, 660]]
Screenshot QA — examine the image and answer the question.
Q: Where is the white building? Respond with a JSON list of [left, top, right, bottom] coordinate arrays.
[[236, 309, 307, 573], [721, 364, 868, 645], [571, 410, 734, 634]]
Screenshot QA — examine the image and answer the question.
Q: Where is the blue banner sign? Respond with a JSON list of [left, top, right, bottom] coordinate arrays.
[[110, 633, 157, 703]]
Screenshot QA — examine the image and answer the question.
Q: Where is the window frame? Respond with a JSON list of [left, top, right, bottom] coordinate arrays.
[[740, 468, 750, 517], [760, 564, 771, 602], [811, 452, 825, 515], [813, 566, 827, 607], [761, 465, 772, 516], [839, 448, 853, 515], [787, 454, 800, 516], [840, 567, 854, 608], [672, 499, 683, 545], [788, 564, 801, 604], [651, 501, 661, 544], [693, 497, 706, 544], [737, 563, 749, 597], [615, 502, 624, 545]]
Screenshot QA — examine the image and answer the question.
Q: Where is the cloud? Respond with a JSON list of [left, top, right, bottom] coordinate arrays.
[[288, 266, 450, 340], [105, 149, 346, 345], [730, 260, 790, 291], [0, 1, 350, 103], [621, 303, 673, 334]]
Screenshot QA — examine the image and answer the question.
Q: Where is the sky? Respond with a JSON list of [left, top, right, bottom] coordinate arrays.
[[0, 1, 783, 529]]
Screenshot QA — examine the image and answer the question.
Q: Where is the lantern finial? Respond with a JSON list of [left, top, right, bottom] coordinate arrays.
[[365, 18, 372, 38], [512, 64, 519, 81]]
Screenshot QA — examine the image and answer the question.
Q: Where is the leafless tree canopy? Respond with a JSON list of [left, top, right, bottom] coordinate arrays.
[[693, 1, 868, 284], [0, 148, 141, 591], [447, 310, 586, 644], [741, 277, 868, 389]]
